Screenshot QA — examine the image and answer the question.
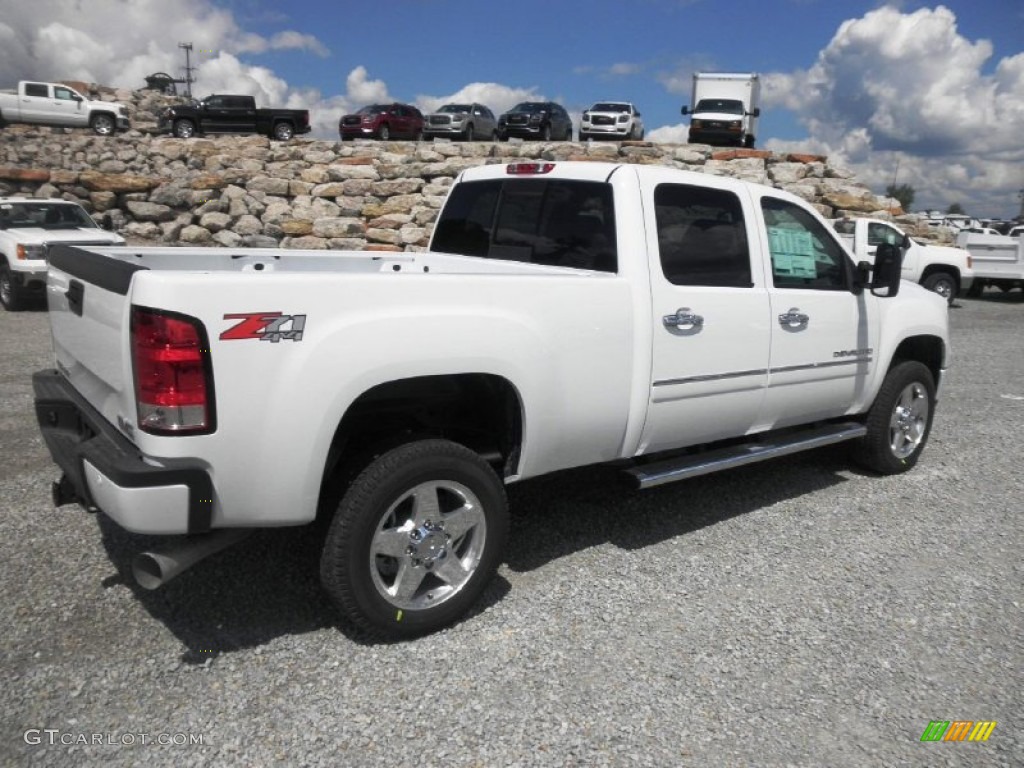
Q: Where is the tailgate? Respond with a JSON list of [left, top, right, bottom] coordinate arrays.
[[46, 244, 147, 427]]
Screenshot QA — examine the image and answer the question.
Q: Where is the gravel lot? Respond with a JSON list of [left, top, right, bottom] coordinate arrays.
[[1, 292, 1021, 767]]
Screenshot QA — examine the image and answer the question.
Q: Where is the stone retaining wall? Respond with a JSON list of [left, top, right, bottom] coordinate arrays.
[[0, 125, 911, 250]]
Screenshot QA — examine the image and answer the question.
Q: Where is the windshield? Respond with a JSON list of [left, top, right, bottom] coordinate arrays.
[[695, 99, 745, 115], [0, 202, 97, 230], [358, 105, 388, 115], [592, 103, 629, 112], [439, 104, 471, 114], [511, 102, 546, 113]]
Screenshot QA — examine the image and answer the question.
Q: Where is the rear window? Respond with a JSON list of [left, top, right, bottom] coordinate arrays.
[[430, 179, 618, 273]]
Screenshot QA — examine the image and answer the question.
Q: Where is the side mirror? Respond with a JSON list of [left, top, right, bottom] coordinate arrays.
[[901, 233, 912, 249], [99, 213, 114, 231], [749, 107, 761, 118], [870, 243, 902, 297], [680, 105, 690, 116]]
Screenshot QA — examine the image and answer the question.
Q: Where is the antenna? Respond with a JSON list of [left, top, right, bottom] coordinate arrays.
[[178, 42, 196, 99], [1018, 187, 1024, 221], [889, 157, 900, 191]]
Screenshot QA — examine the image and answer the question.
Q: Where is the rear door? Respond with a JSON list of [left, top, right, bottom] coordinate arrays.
[[641, 171, 770, 453], [18, 82, 52, 122], [755, 195, 879, 428]]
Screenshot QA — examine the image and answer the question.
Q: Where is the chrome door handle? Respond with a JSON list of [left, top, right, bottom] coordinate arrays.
[[778, 308, 809, 328], [663, 308, 704, 330]]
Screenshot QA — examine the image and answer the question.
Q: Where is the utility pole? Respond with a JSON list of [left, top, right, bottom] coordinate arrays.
[[1018, 187, 1024, 221], [178, 42, 196, 99]]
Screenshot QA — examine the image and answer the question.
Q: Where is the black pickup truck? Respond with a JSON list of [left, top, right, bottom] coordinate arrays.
[[158, 94, 311, 141]]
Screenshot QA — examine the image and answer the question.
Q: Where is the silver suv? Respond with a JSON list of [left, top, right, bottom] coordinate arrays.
[[580, 102, 644, 141], [423, 103, 498, 141]]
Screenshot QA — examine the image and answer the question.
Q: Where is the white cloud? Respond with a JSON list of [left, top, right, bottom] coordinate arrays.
[[765, 6, 1024, 218], [647, 124, 690, 144], [415, 83, 543, 117]]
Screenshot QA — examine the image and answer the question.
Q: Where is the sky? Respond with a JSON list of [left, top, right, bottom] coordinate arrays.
[[1, 0, 1022, 219]]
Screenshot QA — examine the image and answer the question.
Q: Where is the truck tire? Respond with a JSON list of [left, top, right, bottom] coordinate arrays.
[[0, 263, 25, 311], [921, 271, 957, 304], [173, 119, 195, 139], [378, 124, 390, 141], [965, 280, 984, 298], [541, 124, 552, 141], [851, 361, 935, 475], [272, 122, 294, 141], [320, 439, 508, 639], [91, 113, 115, 136]]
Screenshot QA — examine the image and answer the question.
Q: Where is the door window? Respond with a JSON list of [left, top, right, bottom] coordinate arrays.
[[53, 87, 76, 101], [762, 197, 851, 290], [655, 184, 752, 287], [24, 83, 48, 97], [867, 222, 902, 246]]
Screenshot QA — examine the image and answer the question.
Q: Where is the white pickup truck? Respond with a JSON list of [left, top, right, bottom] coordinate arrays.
[[833, 217, 973, 304], [955, 230, 1024, 296], [0, 198, 125, 310], [33, 162, 949, 638], [0, 81, 130, 135]]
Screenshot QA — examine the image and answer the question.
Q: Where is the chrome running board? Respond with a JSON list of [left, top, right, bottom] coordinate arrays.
[[625, 422, 867, 490]]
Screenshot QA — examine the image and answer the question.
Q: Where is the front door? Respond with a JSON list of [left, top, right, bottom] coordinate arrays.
[[755, 195, 879, 429], [641, 173, 770, 454]]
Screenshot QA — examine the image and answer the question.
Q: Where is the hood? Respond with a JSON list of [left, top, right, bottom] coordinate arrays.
[[6, 228, 125, 246], [919, 243, 971, 265]]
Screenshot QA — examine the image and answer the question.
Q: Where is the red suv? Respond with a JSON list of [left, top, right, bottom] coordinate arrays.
[[339, 103, 425, 141]]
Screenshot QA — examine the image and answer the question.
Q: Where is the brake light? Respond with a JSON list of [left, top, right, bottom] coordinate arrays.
[[131, 306, 214, 434], [506, 163, 555, 175]]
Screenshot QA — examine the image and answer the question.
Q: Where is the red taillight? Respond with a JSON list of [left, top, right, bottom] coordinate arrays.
[[131, 306, 214, 434], [506, 162, 555, 175]]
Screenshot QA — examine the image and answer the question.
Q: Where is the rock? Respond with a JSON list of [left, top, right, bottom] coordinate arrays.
[[179, 225, 212, 243], [233, 215, 263, 236], [36, 183, 61, 198], [126, 200, 174, 222], [50, 170, 80, 185], [366, 228, 400, 244], [326, 164, 379, 181], [241, 234, 278, 248], [787, 153, 827, 164], [246, 176, 291, 195], [0, 167, 50, 182], [312, 217, 365, 238], [89, 191, 117, 211], [285, 236, 328, 250], [149, 182, 192, 207], [821, 191, 883, 213], [280, 219, 314, 236], [199, 212, 232, 232], [123, 221, 162, 239], [190, 174, 230, 190], [80, 171, 160, 192], [212, 230, 243, 248], [327, 238, 366, 250], [160, 220, 185, 241], [311, 182, 347, 198], [99, 159, 127, 173]]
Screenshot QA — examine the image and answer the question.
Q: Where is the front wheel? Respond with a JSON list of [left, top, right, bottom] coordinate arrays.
[[541, 124, 552, 141], [0, 263, 26, 311], [173, 119, 195, 139], [851, 361, 935, 474], [320, 439, 509, 639], [91, 114, 115, 136], [378, 124, 390, 141], [272, 122, 294, 141], [921, 272, 957, 305]]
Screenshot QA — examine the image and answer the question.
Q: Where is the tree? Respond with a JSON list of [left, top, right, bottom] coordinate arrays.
[[946, 202, 965, 215], [886, 183, 915, 211]]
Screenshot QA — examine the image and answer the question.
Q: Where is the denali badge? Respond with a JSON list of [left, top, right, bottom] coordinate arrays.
[[220, 312, 306, 343]]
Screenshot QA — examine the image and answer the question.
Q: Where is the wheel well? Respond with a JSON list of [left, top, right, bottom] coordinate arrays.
[[319, 373, 523, 508], [891, 335, 944, 386], [90, 111, 115, 122]]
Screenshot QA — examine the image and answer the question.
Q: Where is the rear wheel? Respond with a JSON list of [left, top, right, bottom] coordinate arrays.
[[921, 271, 957, 304], [965, 280, 984, 298], [272, 122, 294, 141], [0, 263, 25, 311], [320, 439, 509, 639], [378, 124, 390, 141], [91, 114, 115, 136], [851, 361, 935, 474]]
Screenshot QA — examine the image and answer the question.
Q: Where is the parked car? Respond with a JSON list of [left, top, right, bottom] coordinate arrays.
[[158, 94, 310, 141], [339, 103, 425, 141], [0, 198, 124, 311], [497, 102, 572, 141], [423, 103, 498, 141], [0, 81, 129, 135], [579, 102, 644, 141]]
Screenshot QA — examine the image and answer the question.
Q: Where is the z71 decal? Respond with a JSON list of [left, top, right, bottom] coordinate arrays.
[[220, 312, 306, 343]]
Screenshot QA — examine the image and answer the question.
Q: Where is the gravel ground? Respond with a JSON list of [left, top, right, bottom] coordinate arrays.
[[1, 291, 1021, 767]]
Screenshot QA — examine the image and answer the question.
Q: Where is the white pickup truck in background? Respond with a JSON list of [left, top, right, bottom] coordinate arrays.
[[0, 198, 125, 310], [0, 81, 130, 135], [833, 217, 973, 304], [955, 229, 1024, 296], [33, 161, 949, 639]]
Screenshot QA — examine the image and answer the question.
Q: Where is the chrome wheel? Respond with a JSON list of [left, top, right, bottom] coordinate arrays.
[[92, 114, 115, 136], [174, 120, 195, 139], [889, 382, 929, 459], [369, 480, 487, 611]]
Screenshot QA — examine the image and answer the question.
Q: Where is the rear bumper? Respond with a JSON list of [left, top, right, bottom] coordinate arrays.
[[33, 369, 213, 535]]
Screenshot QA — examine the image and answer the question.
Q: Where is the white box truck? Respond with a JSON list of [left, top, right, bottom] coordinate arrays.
[[681, 72, 761, 148]]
